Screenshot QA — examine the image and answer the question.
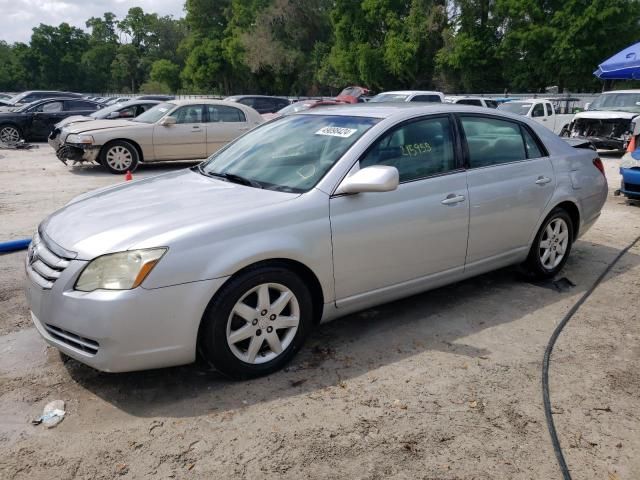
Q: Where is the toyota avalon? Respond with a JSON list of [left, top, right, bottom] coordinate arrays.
[[25, 104, 608, 379]]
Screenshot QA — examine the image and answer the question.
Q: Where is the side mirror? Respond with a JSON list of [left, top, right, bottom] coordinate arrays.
[[584, 102, 591, 111], [107, 111, 120, 119], [160, 116, 177, 126], [335, 166, 399, 195]]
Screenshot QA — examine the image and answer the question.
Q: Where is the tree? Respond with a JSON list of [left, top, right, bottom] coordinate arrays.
[[150, 59, 181, 92]]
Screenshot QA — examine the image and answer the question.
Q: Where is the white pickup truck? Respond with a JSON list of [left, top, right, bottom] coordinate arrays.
[[497, 99, 574, 135]]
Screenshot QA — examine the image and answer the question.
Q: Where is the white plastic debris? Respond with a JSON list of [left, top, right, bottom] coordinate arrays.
[[32, 400, 66, 428]]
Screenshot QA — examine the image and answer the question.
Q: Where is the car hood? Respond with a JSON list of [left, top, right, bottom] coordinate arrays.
[[573, 111, 639, 120], [63, 119, 142, 134], [41, 169, 299, 259], [55, 115, 92, 128]]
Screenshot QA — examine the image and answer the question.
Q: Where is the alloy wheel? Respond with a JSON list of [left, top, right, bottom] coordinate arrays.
[[0, 126, 20, 144], [105, 145, 133, 171], [226, 283, 300, 364], [539, 218, 569, 270]]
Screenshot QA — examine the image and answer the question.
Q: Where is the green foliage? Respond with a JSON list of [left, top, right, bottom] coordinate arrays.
[[139, 80, 172, 94], [150, 59, 181, 92], [2, 0, 640, 94]]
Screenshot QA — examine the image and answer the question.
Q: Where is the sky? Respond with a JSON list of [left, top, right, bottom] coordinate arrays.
[[0, 0, 185, 43]]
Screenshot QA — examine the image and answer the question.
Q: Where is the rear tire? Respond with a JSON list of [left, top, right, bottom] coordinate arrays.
[[100, 140, 139, 174], [524, 208, 574, 279], [199, 265, 314, 379]]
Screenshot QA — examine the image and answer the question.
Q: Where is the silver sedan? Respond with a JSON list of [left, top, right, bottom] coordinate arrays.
[[25, 104, 607, 378]]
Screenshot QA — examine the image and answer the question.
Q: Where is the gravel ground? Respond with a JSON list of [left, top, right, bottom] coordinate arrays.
[[0, 146, 638, 479]]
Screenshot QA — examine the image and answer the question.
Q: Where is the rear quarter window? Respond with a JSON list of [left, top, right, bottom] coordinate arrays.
[[461, 116, 528, 168]]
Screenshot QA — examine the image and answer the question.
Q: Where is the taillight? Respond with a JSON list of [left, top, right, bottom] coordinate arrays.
[[593, 157, 605, 176]]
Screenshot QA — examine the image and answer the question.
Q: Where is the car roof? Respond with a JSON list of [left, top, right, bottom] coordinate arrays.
[[602, 89, 640, 94], [226, 95, 289, 100], [447, 96, 489, 100], [503, 99, 543, 103], [115, 99, 162, 107], [169, 99, 260, 107], [301, 102, 500, 119], [377, 90, 443, 95], [23, 90, 82, 96]]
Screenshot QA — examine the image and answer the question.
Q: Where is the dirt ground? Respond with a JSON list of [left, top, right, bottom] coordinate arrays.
[[0, 145, 639, 479]]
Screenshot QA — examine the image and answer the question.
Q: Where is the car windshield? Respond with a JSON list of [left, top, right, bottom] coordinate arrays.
[[589, 93, 640, 113], [90, 102, 125, 119], [7, 93, 29, 105], [199, 114, 379, 193], [132, 102, 175, 123], [14, 100, 40, 113], [277, 102, 315, 115], [497, 102, 531, 115], [370, 93, 409, 103]]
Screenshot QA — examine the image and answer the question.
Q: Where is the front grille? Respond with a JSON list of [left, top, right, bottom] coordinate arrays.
[[26, 233, 71, 289], [44, 324, 99, 355]]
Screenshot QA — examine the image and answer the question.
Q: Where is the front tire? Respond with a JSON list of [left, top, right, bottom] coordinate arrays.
[[0, 124, 22, 144], [199, 265, 314, 379], [100, 140, 139, 174], [524, 208, 574, 279]]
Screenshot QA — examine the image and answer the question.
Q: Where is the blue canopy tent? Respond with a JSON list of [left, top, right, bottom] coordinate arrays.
[[594, 42, 640, 80]]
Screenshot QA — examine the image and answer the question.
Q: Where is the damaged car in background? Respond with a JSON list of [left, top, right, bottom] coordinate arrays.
[[51, 99, 263, 174], [566, 90, 640, 150]]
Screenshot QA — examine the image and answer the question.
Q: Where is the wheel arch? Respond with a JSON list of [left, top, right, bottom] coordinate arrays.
[[196, 257, 325, 352], [99, 138, 144, 162], [554, 200, 580, 241]]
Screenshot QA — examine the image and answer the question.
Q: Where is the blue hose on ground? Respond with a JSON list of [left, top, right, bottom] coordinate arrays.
[[0, 238, 31, 253]]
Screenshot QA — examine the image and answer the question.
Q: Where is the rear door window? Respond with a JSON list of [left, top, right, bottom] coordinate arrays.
[[207, 105, 246, 122], [410, 95, 442, 103], [360, 116, 456, 182], [457, 99, 483, 106], [65, 100, 98, 111], [485, 100, 498, 109], [521, 127, 544, 159], [461, 116, 528, 168], [237, 98, 256, 108]]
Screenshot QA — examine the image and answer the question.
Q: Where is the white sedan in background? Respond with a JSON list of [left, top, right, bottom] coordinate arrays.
[[50, 100, 264, 173]]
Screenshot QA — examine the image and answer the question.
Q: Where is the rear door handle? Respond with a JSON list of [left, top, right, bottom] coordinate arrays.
[[441, 194, 466, 205], [535, 176, 552, 185]]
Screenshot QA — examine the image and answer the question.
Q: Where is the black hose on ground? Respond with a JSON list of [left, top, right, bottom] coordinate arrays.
[[543, 234, 640, 480]]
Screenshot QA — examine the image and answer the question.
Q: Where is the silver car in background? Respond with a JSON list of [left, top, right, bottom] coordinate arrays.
[[25, 104, 607, 379]]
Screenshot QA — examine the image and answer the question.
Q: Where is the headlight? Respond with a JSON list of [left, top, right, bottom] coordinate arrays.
[[75, 248, 167, 292], [66, 134, 94, 145]]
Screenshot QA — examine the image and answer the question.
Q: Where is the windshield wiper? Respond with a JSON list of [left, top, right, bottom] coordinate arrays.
[[204, 170, 264, 189]]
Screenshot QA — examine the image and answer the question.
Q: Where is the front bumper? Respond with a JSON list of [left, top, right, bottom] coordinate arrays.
[[48, 132, 101, 164], [620, 166, 640, 198], [24, 239, 229, 372], [571, 135, 626, 151]]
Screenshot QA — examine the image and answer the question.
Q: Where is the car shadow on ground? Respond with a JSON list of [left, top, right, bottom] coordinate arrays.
[[66, 161, 200, 178], [64, 239, 639, 418]]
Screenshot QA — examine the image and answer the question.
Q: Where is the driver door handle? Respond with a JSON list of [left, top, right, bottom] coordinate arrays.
[[441, 194, 466, 205], [535, 176, 552, 185]]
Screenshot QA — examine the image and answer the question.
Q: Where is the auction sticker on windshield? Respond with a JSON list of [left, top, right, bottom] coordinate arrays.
[[315, 126, 358, 138]]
